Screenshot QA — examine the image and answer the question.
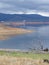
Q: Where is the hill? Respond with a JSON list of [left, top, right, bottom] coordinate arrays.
[[0, 13, 49, 22]]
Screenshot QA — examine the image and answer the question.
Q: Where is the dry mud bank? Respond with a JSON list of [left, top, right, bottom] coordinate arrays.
[[0, 24, 32, 40]]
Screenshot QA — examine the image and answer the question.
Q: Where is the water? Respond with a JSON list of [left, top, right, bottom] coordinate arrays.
[[0, 25, 49, 50]]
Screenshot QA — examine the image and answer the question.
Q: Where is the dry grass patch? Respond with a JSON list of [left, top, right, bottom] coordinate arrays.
[[0, 55, 49, 65]]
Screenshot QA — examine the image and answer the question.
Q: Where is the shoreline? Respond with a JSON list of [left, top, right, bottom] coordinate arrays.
[[0, 24, 32, 40], [0, 48, 49, 53], [0, 48, 29, 52]]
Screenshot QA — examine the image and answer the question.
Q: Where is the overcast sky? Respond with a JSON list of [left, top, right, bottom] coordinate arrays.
[[0, 0, 49, 16]]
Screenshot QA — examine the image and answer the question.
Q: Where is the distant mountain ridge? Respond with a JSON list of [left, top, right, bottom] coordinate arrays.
[[0, 13, 49, 22]]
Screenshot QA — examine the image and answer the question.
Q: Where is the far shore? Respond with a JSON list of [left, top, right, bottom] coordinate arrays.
[[0, 24, 33, 40]]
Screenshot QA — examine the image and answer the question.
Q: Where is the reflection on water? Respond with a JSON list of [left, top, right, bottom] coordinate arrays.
[[0, 26, 49, 50]]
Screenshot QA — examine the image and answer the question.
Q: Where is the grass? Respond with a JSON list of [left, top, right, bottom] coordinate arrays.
[[0, 51, 49, 65], [0, 51, 49, 59]]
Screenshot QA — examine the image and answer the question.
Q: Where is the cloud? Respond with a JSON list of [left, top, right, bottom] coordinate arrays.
[[0, 0, 49, 16]]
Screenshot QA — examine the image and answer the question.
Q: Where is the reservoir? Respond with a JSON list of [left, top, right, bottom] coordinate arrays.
[[0, 25, 49, 50]]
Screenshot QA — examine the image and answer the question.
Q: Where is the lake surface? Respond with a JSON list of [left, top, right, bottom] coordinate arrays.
[[0, 25, 49, 50]]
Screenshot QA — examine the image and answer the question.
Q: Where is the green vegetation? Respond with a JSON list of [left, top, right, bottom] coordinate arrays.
[[0, 51, 49, 59]]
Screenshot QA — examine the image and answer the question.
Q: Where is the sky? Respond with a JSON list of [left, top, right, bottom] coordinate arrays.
[[0, 0, 49, 16]]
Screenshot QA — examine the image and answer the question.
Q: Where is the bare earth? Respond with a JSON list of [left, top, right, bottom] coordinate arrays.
[[0, 24, 32, 40]]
